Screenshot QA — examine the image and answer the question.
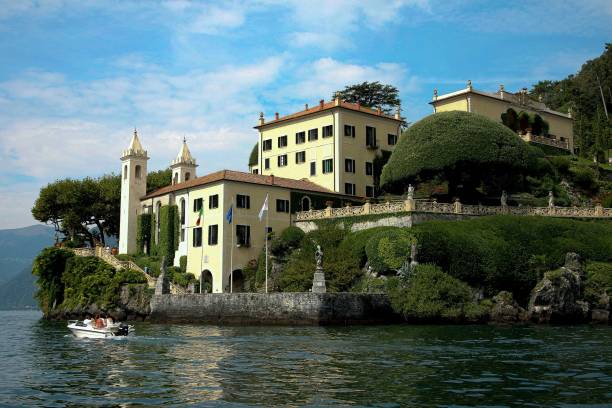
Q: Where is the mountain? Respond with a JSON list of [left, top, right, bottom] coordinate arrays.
[[0, 224, 55, 309], [0, 266, 38, 309], [0, 224, 55, 283]]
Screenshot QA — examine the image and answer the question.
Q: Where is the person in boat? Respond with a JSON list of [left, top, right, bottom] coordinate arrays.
[[83, 315, 92, 326], [95, 314, 106, 329], [106, 315, 114, 327]]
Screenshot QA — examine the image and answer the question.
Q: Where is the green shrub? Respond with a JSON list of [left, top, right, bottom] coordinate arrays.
[[270, 226, 305, 256], [136, 213, 152, 255], [60, 256, 119, 309], [32, 247, 75, 314], [249, 142, 258, 166], [179, 255, 187, 273], [549, 156, 571, 175], [412, 216, 612, 305], [339, 227, 400, 268], [387, 264, 486, 322], [584, 262, 612, 306], [365, 228, 413, 274], [114, 268, 147, 285], [158, 205, 179, 265], [571, 166, 598, 191]]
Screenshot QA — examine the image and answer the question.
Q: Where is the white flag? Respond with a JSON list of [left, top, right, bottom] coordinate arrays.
[[258, 194, 269, 221]]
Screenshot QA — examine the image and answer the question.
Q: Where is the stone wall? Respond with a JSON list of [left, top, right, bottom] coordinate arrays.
[[149, 292, 400, 325]]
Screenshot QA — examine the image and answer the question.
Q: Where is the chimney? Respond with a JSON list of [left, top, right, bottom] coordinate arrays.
[[275, 112, 279, 120], [377, 106, 382, 115], [499, 84, 505, 100], [395, 104, 401, 120], [259, 112, 265, 126], [268, 174, 274, 185], [334, 96, 340, 106], [433, 89, 438, 100], [319, 99, 324, 108], [467, 79, 473, 91], [305, 103, 309, 110]]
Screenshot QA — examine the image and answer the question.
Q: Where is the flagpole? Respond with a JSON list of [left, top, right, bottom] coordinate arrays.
[[230, 200, 234, 294], [265, 204, 269, 294]]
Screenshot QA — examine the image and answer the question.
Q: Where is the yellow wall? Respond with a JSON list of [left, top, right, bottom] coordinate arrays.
[[258, 108, 401, 196], [433, 96, 468, 113], [338, 110, 402, 197], [181, 180, 292, 293], [435, 93, 574, 151]]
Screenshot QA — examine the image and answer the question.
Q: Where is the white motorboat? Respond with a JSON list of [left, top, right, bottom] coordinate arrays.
[[67, 320, 134, 339]]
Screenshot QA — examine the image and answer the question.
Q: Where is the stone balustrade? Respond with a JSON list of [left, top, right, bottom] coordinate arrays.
[[294, 198, 611, 221], [520, 132, 570, 151]]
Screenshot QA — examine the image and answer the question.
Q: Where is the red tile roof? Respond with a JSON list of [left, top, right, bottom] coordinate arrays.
[[254, 100, 401, 129], [142, 169, 348, 200]]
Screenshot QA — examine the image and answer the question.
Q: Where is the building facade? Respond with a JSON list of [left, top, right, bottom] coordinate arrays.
[[255, 98, 403, 201], [120, 135, 353, 293], [430, 81, 574, 152]]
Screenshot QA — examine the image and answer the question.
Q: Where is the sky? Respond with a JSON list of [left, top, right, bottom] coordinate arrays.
[[0, 0, 611, 229]]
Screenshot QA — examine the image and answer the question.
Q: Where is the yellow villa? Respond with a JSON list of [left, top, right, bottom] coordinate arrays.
[[254, 97, 403, 200], [431, 81, 574, 152], [119, 130, 353, 293]]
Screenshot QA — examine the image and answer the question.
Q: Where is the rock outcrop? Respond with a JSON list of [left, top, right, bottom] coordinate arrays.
[[528, 252, 589, 323], [491, 291, 525, 323]]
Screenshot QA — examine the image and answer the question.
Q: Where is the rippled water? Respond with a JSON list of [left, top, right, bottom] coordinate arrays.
[[2, 310, 612, 407]]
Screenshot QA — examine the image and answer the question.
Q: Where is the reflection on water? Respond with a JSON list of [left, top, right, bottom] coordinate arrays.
[[1, 310, 612, 407]]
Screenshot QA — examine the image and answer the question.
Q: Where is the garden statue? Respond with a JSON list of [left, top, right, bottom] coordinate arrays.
[[410, 242, 419, 270], [312, 245, 326, 293], [500, 190, 507, 207], [548, 191, 554, 207], [407, 184, 414, 199], [315, 245, 323, 270]]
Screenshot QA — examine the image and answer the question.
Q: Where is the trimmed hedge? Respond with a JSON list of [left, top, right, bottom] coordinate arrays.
[[365, 228, 413, 274], [249, 142, 258, 166], [381, 111, 532, 191], [158, 205, 179, 265]]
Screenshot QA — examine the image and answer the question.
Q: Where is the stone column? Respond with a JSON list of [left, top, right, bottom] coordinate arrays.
[[404, 198, 415, 212], [453, 198, 462, 214], [155, 256, 170, 295], [595, 204, 604, 217], [363, 200, 371, 214]]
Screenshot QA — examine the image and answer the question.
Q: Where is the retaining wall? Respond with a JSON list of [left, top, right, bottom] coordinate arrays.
[[149, 292, 399, 325]]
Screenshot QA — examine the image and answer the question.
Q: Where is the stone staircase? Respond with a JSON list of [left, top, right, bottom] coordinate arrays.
[[70, 247, 186, 294]]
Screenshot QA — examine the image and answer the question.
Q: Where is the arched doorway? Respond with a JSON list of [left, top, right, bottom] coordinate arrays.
[[230, 269, 245, 293], [201, 270, 213, 293], [302, 196, 311, 211]]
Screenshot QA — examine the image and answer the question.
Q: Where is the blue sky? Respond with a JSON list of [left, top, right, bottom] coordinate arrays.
[[0, 0, 611, 228]]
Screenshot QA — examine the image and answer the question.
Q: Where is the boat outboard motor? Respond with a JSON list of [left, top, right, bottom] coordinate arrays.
[[116, 323, 130, 336]]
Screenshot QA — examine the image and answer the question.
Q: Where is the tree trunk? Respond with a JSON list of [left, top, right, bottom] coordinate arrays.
[[95, 220, 106, 246]]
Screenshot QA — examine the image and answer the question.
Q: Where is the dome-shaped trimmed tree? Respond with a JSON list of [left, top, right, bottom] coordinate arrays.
[[381, 111, 532, 200]]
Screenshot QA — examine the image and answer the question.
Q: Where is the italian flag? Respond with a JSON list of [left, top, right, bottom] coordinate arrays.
[[196, 206, 203, 226]]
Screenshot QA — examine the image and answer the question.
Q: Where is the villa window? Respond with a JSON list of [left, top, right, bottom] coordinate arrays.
[[388, 134, 398, 145], [278, 135, 288, 148], [344, 125, 355, 138], [180, 228, 185, 242], [208, 225, 218, 245], [252, 169, 259, 174], [295, 151, 306, 164], [322, 125, 333, 138], [366, 126, 377, 148], [278, 154, 288, 167], [237, 194, 250, 209], [264, 158, 270, 169], [295, 131, 306, 144], [365, 162, 373, 176], [345, 158, 355, 173], [185, 172, 191, 181], [209, 194, 219, 209], [310, 161, 316, 176], [193, 198, 203, 213], [266, 227, 273, 241], [366, 186, 374, 198], [344, 183, 356, 196], [135, 165, 142, 179], [193, 227, 202, 247], [262, 139, 272, 151], [322, 158, 333, 174], [236, 225, 251, 247], [308, 128, 318, 141], [276, 199, 289, 213]]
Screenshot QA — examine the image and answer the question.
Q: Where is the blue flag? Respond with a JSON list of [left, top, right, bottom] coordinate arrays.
[[225, 205, 233, 224]]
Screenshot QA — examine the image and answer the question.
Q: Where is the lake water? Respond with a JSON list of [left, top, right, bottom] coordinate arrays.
[[1, 310, 612, 407]]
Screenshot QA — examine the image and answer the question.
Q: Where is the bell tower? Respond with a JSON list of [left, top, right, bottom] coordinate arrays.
[[170, 137, 197, 185], [119, 129, 149, 254]]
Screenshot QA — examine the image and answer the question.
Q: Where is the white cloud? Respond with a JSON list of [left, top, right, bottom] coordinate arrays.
[[187, 4, 246, 34]]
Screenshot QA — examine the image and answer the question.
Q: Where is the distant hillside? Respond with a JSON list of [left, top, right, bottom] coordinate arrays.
[[0, 224, 54, 309], [0, 266, 37, 310], [0, 224, 55, 282]]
